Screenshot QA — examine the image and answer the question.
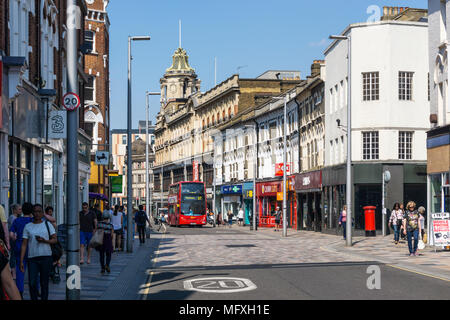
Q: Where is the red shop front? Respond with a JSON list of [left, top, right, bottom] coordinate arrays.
[[256, 179, 297, 229]]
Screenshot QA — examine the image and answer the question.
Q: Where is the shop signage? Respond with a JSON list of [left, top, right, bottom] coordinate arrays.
[[294, 171, 322, 192], [221, 185, 242, 194], [277, 192, 283, 201], [193, 160, 199, 181], [432, 213, 450, 247], [244, 190, 253, 199], [95, 151, 109, 165], [257, 181, 281, 197], [111, 175, 123, 194], [275, 163, 291, 176], [48, 110, 67, 139]]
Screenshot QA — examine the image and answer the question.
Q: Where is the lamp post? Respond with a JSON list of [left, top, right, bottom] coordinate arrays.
[[244, 124, 258, 231], [271, 95, 288, 237], [330, 34, 352, 246], [145, 92, 160, 222], [127, 35, 150, 253]]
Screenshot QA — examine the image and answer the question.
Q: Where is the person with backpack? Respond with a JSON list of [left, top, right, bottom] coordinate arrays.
[[20, 204, 57, 300], [9, 202, 34, 297], [134, 205, 149, 244], [0, 237, 21, 300], [402, 201, 422, 257]]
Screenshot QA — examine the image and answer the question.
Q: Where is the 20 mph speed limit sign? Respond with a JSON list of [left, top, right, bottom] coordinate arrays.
[[63, 92, 81, 111]]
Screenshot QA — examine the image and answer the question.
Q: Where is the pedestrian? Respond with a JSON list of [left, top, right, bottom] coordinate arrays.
[[339, 205, 347, 240], [20, 204, 57, 300], [134, 205, 149, 244], [8, 204, 22, 281], [9, 202, 33, 297], [399, 203, 406, 241], [43, 206, 57, 228], [216, 212, 222, 227], [402, 201, 421, 257], [389, 203, 403, 244], [227, 210, 233, 228], [274, 206, 282, 232], [79, 202, 97, 265], [238, 207, 244, 226], [0, 237, 21, 300], [418, 206, 426, 240], [111, 205, 123, 252], [95, 211, 114, 274], [0, 205, 10, 252], [93, 203, 103, 222]]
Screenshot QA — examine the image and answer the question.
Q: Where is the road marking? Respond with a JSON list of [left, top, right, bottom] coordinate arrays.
[[140, 234, 165, 299], [386, 264, 450, 283], [184, 277, 257, 293]]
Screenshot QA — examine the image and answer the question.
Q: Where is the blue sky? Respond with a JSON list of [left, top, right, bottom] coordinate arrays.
[[109, 0, 427, 130]]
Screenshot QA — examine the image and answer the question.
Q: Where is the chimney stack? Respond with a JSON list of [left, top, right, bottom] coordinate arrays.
[[311, 60, 324, 77]]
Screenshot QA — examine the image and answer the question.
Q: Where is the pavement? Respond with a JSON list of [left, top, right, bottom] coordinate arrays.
[[20, 224, 450, 300]]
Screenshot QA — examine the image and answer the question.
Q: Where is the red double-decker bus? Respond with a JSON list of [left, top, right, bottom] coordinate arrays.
[[167, 181, 207, 227]]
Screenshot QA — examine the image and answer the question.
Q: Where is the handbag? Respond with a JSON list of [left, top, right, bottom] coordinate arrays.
[[45, 221, 64, 262], [89, 228, 104, 248], [418, 239, 425, 250]]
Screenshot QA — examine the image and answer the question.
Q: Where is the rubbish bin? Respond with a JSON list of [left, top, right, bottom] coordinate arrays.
[[363, 206, 376, 237]]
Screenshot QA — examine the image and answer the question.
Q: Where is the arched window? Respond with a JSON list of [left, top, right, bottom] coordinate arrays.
[[217, 112, 220, 123], [207, 117, 210, 127], [212, 115, 215, 125], [228, 108, 232, 118]]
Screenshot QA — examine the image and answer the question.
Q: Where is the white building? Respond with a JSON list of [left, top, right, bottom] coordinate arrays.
[[427, 1, 450, 230], [324, 9, 430, 233]]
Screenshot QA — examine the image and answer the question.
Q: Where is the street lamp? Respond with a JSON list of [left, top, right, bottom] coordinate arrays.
[[330, 34, 352, 246], [145, 92, 160, 223], [271, 95, 288, 238], [244, 124, 258, 231], [127, 35, 151, 253]]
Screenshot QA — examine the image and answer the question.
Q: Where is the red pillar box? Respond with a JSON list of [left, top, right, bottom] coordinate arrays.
[[363, 206, 377, 237]]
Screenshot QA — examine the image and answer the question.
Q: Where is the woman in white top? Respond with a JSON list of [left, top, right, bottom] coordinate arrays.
[[20, 204, 57, 300], [389, 203, 403, 244], [238, 208, 245, 226], [418, 206, 426, 240], [111, 205, 123, 252]]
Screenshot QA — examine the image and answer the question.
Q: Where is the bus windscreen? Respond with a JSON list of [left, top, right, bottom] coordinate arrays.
[[181, 183, 204, 194]]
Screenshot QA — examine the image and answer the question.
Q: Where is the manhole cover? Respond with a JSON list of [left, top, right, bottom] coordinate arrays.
[[225, 244, 256, 248]]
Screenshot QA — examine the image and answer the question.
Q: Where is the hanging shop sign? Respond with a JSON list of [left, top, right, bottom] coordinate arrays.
[[193, 160, 199, 181], [294, 170, 322, 192], [111, 175, 123, 194], [48, 110, 67, 139]]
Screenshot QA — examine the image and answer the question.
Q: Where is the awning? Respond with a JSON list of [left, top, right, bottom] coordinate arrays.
[[89, 193, 108, 201]]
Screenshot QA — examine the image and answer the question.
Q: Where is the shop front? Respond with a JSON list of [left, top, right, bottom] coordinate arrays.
[[256, 181, 281, 228], [242, 182, 254, 225], [220, 184, 243, 221], [294, 170, 322, 232]]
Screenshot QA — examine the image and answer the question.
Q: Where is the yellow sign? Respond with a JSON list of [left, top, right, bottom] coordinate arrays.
[[277, 192, 284, 201]]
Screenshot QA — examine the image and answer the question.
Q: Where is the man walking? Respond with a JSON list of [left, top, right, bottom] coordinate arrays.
[[274, 206, 282, 232], [238, 207, 244, 226], [134, 205, 149, 244], [79, 202, 97, 264]]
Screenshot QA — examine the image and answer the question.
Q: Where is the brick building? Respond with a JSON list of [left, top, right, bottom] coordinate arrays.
[[83, 0, 111, 208], [2, 0, 91, 224]]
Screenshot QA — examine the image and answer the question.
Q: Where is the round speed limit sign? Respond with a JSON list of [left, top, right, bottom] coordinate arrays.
[[63, 92, 81, 111]]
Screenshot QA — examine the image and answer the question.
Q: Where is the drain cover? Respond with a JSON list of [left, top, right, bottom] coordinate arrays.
[[225, 244, 256, 248]]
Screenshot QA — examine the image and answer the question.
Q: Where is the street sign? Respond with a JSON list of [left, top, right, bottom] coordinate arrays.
[[111, 175, 123, 194], [62, 92, 81, 111], [48, 110, 67, 139], [95, 151, 109, 165]]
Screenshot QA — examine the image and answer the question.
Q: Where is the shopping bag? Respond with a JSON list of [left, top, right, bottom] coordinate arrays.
[[418, 239, 425, 250], [89, 229, 104, 248]]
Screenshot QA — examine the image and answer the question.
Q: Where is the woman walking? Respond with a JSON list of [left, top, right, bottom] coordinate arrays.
[[389, 203, 403, 244], [0, 237, 21, 300], [20, 204, 57, 300], [418, 206, 426, 240], [96, 211, 114, 274], [402, 201, 421, 257], [111, 205, 123, 252], [339, 205, 347, 240], [9, 202, 33, 297]]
